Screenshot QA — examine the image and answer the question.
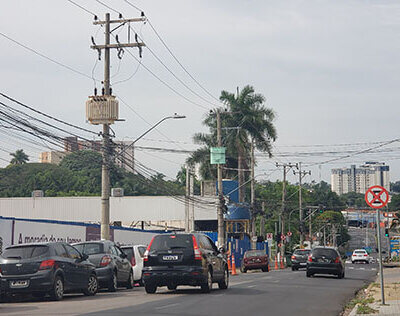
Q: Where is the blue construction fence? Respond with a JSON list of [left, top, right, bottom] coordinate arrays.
[[203, 232, 269, 268]]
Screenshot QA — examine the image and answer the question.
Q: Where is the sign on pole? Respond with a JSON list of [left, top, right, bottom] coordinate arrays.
[[287, 231, 292, 237], [266, 233, 273, 241], [365, 185, 389, 209], [210, 147, 226, 164]]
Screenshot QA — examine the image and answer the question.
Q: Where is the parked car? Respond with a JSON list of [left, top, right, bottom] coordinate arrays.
[[306, 247, 345, 279], [120, 244, 147, 285], [291, 249, 311, 271], [240, 250, 269, 273], [142, 233, 229, 294], [0, 242, 98, 301], [351, 249, 370, 264], [73, 240, 132, 291]]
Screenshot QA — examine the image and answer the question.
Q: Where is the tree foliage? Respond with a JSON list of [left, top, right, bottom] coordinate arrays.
[[9, 149, 29, 165]]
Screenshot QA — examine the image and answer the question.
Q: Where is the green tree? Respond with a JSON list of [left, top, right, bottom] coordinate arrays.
[[340, 192, 366, 208], [9, 149, 29, 165], [389, 194, 400, 211]]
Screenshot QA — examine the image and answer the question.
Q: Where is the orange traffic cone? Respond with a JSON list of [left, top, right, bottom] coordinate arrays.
[[280, 256, 284, 269], [274, 255, 278, 270], [227, 254, 232, 272], [231, 254, 237, 275]]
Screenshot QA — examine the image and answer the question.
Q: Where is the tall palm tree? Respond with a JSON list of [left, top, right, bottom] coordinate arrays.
[[188, 85, 277, 202], [9, 149, 29, 165]]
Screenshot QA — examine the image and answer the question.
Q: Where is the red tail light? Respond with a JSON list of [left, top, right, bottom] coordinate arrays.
[[364, 254, 368, 257], [308, 255, 312, 262], [291, 255, 296, 260], [192, 235, 202, 260], [130, 255, 136, 266], [144, 237, 155, 262], [39, 259, 55, 270], [100, 255, 112, 267], [334, 257, 340, 263]]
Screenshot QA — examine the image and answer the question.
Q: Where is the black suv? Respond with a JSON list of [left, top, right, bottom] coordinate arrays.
[[73, 240, 133, 291], [0, 242, 98, 301], [142, 233, 229, 293], [306, 247, 345, 279]]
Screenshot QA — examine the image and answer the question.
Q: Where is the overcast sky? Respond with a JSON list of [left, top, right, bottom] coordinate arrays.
[[1, 0, 400, 185]]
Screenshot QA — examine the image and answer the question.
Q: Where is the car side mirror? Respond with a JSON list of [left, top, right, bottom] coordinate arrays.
[[120, 252, 127, 259], [218, 246, 226, 254], [79, 253, 89, 262]]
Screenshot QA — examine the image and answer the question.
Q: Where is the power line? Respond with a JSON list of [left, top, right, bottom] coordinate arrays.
[[66, 0, 98, 17]]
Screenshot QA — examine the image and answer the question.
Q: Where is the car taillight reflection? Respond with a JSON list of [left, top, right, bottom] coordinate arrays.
[[39, 259, 55, 270], [291, 255, 296, 260], [334, 257, 340, 263], [308, 255, 312, 262], [144, 237, 155, 262], [100, 255, 112, 267], [131, 256, 136, 266], [192, 235, 202, 260]]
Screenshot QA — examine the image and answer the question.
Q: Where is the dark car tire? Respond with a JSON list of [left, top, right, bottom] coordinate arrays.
[[167, 284, 177, 291], [306, 271, 313, 278], [108, 271, 118, 292], [337, 271, 345, 279], [292, 266, 297, 271], [240, 266, 247, 273], [49, 275, 64, 301], [201, 269, 213, 293], [126, 271, 134, 289], [218, 268, 229, 290], [83, 274, 98, 296], [262, 266, 268, 272], [145, 283, 157, 294]]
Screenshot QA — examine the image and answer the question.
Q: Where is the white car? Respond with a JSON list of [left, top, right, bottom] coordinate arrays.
[[351, 249, 370, 264], [121, 244, 147, 284]]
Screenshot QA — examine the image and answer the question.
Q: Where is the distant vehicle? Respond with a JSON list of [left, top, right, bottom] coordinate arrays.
[[73, 240, 133, 291], [120, 244, 147, 285], [0, 242, 98, 301], [240, 250, 269, 273], [306, 247, 345, 279], [351, 249, 370, 264], [348, 220, 362, 228], [142, 233, 229, 294], [291, 249, 311, 271]]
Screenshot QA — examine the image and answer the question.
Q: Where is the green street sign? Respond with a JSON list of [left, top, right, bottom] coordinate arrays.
[[210, 147, 226, 164]]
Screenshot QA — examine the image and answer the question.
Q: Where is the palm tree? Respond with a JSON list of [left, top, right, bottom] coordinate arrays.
[[188, 85, 277, 202], [9, 149, 29, 165]]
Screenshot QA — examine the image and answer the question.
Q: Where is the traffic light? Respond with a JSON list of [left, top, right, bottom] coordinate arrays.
[[385, 228, 389, 237], [275, 232, 281, 243], [319, 209, 324, 214]]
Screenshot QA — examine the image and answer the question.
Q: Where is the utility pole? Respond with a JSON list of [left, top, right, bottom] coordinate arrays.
[[88, 13, 145, 240], [251, 140, 256, 249], [276, 162, 296, 258], [293, 163, 311, 247], [185, 165, 190, 232], [190, 166, 195, 231], [216, 110, 225, 248], [309, 209, 312, 248]]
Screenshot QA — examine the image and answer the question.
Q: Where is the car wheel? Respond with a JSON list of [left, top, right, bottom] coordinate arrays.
[[108, 271, 118, 292], [167, 284, 177, 291], [292, 266, 297, 271], [201, 269, 213, 293], [240, 266, 247, 273], [262, 266, 268, 272], [49, 275, 64, 301], [218, 268, 229, 290], [145, 283, 157, 294], [352, 261, 355, 264], [337, 271, 343, 279], [126, 271, 134, 289], [306, 271, 312, 278], [83, 274, 98, 296]]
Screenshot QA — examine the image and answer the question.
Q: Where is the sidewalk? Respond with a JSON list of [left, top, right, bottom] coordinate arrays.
[[349, 267, 400, 315]]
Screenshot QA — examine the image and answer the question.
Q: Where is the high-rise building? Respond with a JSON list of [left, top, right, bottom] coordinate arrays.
[[331, 162, 389, 195]]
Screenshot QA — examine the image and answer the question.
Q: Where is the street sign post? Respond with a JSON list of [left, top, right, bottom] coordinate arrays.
[[365, 185, 389, 305]]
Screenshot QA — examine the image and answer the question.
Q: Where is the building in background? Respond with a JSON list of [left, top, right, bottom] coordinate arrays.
[[39, 151, 66, 164], [331, 162, 389, 195]]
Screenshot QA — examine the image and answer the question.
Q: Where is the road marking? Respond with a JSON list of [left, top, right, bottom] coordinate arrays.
[[247, 285, 256, 288], [349, 267, 354, 269], [360, 268, 365, 270], [155, 303, 179, 310]]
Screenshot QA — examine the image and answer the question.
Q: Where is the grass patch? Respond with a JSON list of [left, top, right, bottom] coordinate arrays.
[[356, 304, 378, 314]]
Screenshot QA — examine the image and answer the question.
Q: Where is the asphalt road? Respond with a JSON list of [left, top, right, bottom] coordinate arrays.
[[0, 262, 377, 316]]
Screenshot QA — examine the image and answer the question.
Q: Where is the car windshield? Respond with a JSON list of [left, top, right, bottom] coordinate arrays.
[[312, 248, 338, 259], [293, 249, 311, 255], [150, 235, 193, 251], [74, 243, 104, 255], [2, 245, 49, 259], [244, 250, 265, 258]]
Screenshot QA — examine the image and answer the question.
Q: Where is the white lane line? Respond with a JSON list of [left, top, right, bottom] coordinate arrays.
[[155, 303, 179, 310], [360, 268, 365, 270], [247, 285, 256, 288]]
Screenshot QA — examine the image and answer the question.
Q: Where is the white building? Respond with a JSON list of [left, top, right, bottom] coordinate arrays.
[[331, 162, 389, 195]]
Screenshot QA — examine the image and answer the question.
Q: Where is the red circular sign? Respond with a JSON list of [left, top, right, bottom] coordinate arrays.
[[287, 231, 292, 237], [365, 185, 389, 209]]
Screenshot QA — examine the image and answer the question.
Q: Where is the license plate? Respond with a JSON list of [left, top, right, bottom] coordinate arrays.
[[10, 280, 29, 288], [162, 255, 178, 261], [318, 258, 329, 263], [300, 262, 306, 266]]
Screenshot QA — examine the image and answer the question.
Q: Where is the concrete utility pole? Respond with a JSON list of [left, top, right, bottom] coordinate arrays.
[[185, 165, 190, 232], [293, 163, 311, 247], [251, 140, 256, 249], [276, 162, 296, 257], [376, 209, 385, 305], [190, 166, 195, 231], [90, 13, 145, 240], [216, 110, 225, 248]]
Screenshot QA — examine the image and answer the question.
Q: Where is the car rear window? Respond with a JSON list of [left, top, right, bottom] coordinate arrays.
[[121, 247, 134, 260], [354, 250, 366, 254], [2, 245, 49, 259], [244, 250, 265, 258], [293, 249, 311, 255], [74, 243, 104, 255], [312, 248, 338, 259], [150, 235, 193, 251]]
